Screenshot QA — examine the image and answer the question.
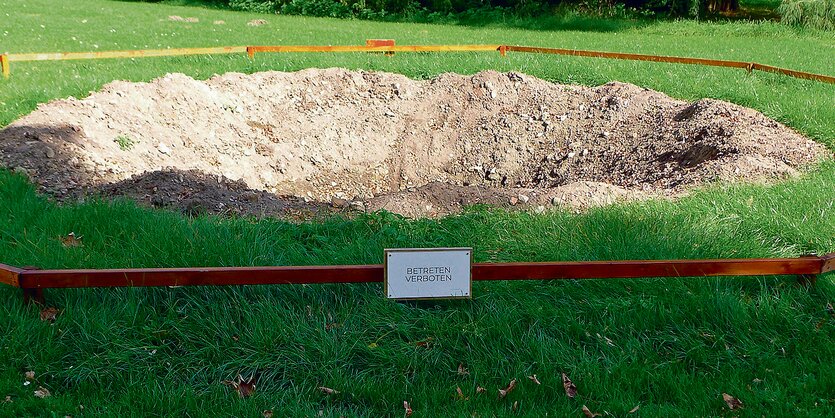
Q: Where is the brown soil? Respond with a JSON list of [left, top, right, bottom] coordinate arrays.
[[0, 69, 827, 219]]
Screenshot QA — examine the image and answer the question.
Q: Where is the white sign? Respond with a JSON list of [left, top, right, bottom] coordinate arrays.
[[385, 248, 472, 300]]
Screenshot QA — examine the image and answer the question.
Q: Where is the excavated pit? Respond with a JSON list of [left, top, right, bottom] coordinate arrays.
[[0, 68, 827, 218]]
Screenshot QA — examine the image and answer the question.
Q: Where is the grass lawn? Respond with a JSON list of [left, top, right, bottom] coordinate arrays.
[[1, 0, 834, 416]]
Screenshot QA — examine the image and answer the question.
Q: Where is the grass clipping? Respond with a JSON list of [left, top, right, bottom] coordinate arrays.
[[0, 69, 827, 218]]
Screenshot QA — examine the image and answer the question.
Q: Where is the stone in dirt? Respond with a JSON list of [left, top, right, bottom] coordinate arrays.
[[0, 69, 828, 219]]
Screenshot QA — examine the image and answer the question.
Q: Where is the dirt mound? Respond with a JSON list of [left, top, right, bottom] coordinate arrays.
[[0, 69, 827, 218]]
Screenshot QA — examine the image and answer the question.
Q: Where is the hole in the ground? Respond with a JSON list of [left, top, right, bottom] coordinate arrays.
[[0, 69, 826, 218]]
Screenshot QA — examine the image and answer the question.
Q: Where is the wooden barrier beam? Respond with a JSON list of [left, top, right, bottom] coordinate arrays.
[[0, 53, 9, 79], [8, 46, 247, 62], [4, 43, 832, 85], [248, 45, 502, 54], [504, 45, 752, 69], [751, 62, 835, 84], [503, 45, 835, 85], [0, 263, 22, 287], [12, 254, 831, 290]]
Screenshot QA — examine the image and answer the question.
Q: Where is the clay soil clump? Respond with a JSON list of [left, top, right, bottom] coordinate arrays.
[[0, 69, 827, 218]]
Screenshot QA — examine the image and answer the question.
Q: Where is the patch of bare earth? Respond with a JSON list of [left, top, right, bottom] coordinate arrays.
[[0, 69, 827, 219]]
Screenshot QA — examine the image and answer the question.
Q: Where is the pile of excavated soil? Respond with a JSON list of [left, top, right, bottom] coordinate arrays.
[[0, 69, 827, 218]]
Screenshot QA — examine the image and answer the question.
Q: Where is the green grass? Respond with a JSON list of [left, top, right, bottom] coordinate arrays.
[[1, 0, 834, 416]]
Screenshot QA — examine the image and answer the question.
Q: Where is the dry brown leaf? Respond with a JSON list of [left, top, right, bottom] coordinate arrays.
[[498, 378, 517, 399], [319, 386, 340, 395], [455, 386, 470, 400], [25, 371, 35, 381], [582, 405, 601, 417], [512, 400, 519, 412], [722, 393, 743, 410], [61, 232, 83, 248], [415, 337, 433, 348], [527, 374, 541, 385], [40, 307, 60, 322], [263, 410, 273, 418], [222, 374, 256, 398], [403, 400, 413, 417], [562, 373, 577, 398], [457, 363, 469, 376], [476, 386, 486, 394], [628, 405, 640, 413], [34, 386, 51, 398], [3, 395, 12, 403]]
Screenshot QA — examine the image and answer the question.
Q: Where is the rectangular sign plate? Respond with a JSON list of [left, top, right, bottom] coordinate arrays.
[[384, 248, 472, 300]]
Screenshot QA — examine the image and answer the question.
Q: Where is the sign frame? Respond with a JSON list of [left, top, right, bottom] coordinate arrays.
[[384, 247, 473, 300]]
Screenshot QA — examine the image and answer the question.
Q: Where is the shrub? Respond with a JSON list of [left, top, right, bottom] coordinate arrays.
[[779, 0, 835, 30], [229, 0, 278, 13]]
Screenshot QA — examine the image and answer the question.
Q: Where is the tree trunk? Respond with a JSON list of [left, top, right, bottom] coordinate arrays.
[[708, 0, 740, 13]]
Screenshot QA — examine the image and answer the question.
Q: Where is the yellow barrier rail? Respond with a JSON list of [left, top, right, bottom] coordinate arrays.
[[2, 40, 833, 85]]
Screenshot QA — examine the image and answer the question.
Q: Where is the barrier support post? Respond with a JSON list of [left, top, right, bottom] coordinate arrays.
[[366, 39, 395, 56], [499, 45, 507, 57], [246, 46, 255, 59], [23, 288, 45, 305], [0, 53, 9, 79]]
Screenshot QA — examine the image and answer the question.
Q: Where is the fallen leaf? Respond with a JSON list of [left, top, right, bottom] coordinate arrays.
[[528, 374, 541, 385], [498, 378, 517, 399], [368, 342, 378, 349], [455, 386, 469, 400], [34, 386, 51, 398], [222, 374, 256, 398], [61, 232, 83, 248], [562, 373, 577, 398], [319, 386, 340, 395], [476, 386, 486, 394], [263, 410, 273, 418], [458, 363, 469, 376], [582, 405, 601, 417], [403, 400, 413, 417], [415, 337, 433, 348], [25, 371, 35, 381], [512, 400, 519, 412], [40, 307, 60, 322], [628, 405, 640, 413], [826, 302, 834, 316], [325, 322, 340, 331], [247, 19, 267, 26], [722, 393, 743, 410], [3, 395, 11, 403]]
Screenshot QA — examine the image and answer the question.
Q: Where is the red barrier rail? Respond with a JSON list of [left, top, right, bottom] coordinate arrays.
[[2, 254, 832, 303]]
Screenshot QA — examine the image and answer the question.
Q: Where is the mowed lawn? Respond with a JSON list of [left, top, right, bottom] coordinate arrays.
[[1, 0, 834, 416]]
